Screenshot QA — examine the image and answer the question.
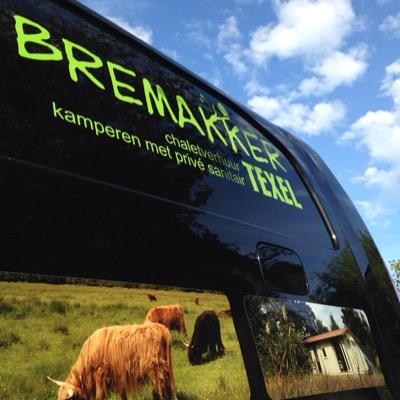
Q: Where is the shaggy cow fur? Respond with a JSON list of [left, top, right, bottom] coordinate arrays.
[[188, 310, 225, 365], [50, 323, 176, 400], [145, 304, 187, 338]]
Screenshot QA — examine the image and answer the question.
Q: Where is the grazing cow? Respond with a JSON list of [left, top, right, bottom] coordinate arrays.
[[188, 310, 225, 365], [147, 293, 157, 301], [194, 297, 200, 305], [48, 323, 176, 400], [145, 304, 188, 339]]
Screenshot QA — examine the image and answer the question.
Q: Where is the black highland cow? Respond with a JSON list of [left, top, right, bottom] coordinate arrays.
[[188, 310, 225, 365]]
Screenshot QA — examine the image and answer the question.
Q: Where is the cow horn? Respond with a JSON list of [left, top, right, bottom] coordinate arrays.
[[182, 341, 190, 348], [47, 376, 65, 387]]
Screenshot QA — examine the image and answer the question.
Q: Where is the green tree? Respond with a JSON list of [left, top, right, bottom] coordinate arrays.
[[247, 297, 315, 376], [316, 319, 329, 333], [329, 314, 339, 330], [341, 308, 377, 365]]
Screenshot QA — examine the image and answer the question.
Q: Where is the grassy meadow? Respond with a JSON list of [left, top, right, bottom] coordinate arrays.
[[0, 280, 249, 400], [265, 372, 386, 400]]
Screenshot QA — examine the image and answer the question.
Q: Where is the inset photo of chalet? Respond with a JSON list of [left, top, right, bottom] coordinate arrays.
[[0, 273, 249, 400], [245, 297, 385, 400]]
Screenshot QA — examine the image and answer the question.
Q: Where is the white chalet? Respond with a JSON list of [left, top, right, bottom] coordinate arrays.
[[304, 328, 369, 376]]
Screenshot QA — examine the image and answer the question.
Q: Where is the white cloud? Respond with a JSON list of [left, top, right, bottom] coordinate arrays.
[[382, 60, 400, 107], [248, 95, 346, 135], [355, 200, 393, 228], [185, 20, 214, 48], [353, 167, 400, 193], [223, 47, 248, 75], [217, 16, 248, 74], [217, 16, 241, 50], [347, 110, 400, 164], [107, 16, 153, 44], [299, 46, 368, 96], [380, 13, 400, 38], [212, 0, 365, 100], [343, 59, 400, 195], [248, 0, 356, 63], [245, 79, 270, 96]]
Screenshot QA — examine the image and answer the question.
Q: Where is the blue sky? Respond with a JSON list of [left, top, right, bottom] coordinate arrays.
[[79, 0, 400, 267]]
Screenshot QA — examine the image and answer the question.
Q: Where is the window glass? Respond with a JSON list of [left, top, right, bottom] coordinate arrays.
[[245, 296, 388, 400], [0, 272, 249, 400], [0, 0, 333, 246]]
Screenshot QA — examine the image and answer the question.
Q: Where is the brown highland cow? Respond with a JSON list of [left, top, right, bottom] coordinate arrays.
[[48, 322, 176, 400], [145, 304, 188, 339], [147, 293, 157, 301]]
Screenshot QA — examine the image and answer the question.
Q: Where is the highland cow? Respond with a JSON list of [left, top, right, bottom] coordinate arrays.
[[147, 293, 157, 301], [48, 323, 176, 400], [188, 310, 225, 365], [145, 304, 188, 338]]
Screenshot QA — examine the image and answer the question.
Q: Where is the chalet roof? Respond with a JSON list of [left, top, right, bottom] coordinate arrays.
[[303, 328, 349, 344]]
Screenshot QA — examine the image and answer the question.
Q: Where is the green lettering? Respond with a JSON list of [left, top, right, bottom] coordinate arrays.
[[264, 171, 284, 202], [64, 110, 76, 124], [131, 135, 141, 147], [176, 95, 205, 136], [285, 179, 303, 209], [14, 15, 63, 61], [107, 61, 143, 106], [105, 125, 115, 137], [62, 39, 105, 90], [143, 78, 177, 123], [121, 132, 131, 143], [276, 176, 293, 205], [255, 166, 272, 197], [243, 130, 267, 163], [94, 120, 104, 136], [52, 101, 64, 120], [198, 106, 228, 146], [221, 119, 250, 156], [261, 139, 287, 173], [76, 114, 94, 130], [241, 161, 259, 193]]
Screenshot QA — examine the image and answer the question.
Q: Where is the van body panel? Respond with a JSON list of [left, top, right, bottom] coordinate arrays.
[[1, 0, 399, 399]]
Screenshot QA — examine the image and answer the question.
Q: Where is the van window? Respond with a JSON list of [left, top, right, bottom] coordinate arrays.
[[245, 296, 388, 400], [0, 272, 249, 400], [0, 0, 331, 247]]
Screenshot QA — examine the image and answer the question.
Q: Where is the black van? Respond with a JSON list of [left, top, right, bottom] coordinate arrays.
[[1, 1, 399, 399]]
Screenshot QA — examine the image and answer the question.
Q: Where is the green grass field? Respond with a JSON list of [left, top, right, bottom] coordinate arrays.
[[0, 281, 250, 400], [266, 372, 386, 400]]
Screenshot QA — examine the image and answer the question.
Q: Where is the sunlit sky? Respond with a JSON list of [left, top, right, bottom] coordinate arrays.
[[79, 0, 400, 266], [309, 303, 346, 329]]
